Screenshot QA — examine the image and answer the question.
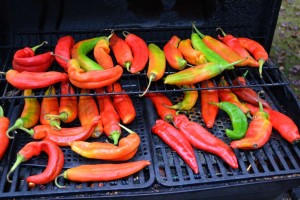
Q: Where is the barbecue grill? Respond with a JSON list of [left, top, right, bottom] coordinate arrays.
[[1, 0, 300, 199]]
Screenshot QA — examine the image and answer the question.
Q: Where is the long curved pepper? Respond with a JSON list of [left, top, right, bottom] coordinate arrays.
[[93, 33, 114, 69], [178, 38, 207, 66], [0, 106, 10, 160], [54, 35, 75, 72], [140, 43, 166, 97]]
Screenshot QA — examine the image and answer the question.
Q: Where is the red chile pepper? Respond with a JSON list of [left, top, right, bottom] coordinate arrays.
[[6, 140, 64, 188], [178, 38, 207, 66], [67, 59, 123, 89], [152, 119, 199, 174], [231, 98, 272, 150], [110, 33, 133, 70], [200, 80, 219, 128], [145, 92, 177, 123], [78, 89, 103, 138], [12, 41, 54, 72], [246, 103, 300, 144], [93, 33, 114, 69], [107, 82, 136, 124], [163, 35, 187, 70], [22, 116, 101, 146], [96, 88, 121, 145], [123, 31, 149, 74], [54, 36, 75, 72], [173, 114, 238, 169], [6, 89, 40, 139], [0, 106, 10, 160], [216, 28, 259, 67], [5, 69, 68, 90]]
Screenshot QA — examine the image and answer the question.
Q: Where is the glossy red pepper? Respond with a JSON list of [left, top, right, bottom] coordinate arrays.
[[173, 114, 238, 169], [93, 33, 114, 69], [54, 36, 75, 72], [0, 106, 10, 160], [152, 119, 199, 174]]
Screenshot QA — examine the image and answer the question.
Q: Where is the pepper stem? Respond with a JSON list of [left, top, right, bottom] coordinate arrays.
[[258, 59, 265, 78], [124, 61, 132, 72], [223, 57, 248, 69], [257, 91, 264, 112], [31, 41, 48, 52], [19, 127, 35, 136], [7, 154, 26, 183], [242, 70, 249, 78], [6, 119, 24, 139], [54, 173, 66, 188], [118, 123, 135, 134], [50, 52, 70, 62], [192, 22, 205, 39], [122, 31, 130, 38], [216, 27, 227, 36], [0, 105, 4, 117], [139, 74, 155, 97], [110, 130, 121, 145]]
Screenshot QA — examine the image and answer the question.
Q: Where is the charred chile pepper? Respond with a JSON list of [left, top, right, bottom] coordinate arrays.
[[123, 31, 149, 74], [145, 92, 177, 123], [7, 140, 64, 188], [54, 35, 75, 72], [200, 80, 219, 128], [12, 41, 54, 72], [5, 69, 68, 90], [93, 33, 114, 69], [152, 119, 199, 174], [6, 90, 40, 139], [139, 43, 166, 97], [55, 160, 150, 187], [107, 82, 136, 124], [210, 101, 248, 140], [173, 114, 238, 169], [0, 106, 10, 160], [178, 38, 206, 66], [163, 35, 187, 70], [246, 103, 300, 144]]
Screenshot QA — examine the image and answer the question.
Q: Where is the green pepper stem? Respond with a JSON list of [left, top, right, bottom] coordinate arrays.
[[54, 173, 66, 188], [257, 91, 264, 112], [31, 41, 48, 52], [122, 31, 130, 38], [216, 27, 227, 36], [7, 154, 26, 183], [118, 123, 135, 134], [0, 105, 3, 117], [6, 119, 24, 139], [19, 127, 35, 136], [139, 74, 156, 97], [192, 22, 205, 39], [110, 130, 121, 145], [258, 59, 265, 78], [124, 61, 132, 72], [50, 52, 69, 62], [223, 57, 248, 69], [242, 70, 249, 78]]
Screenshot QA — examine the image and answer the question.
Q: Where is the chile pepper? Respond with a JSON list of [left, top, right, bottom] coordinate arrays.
[[12, 41, 54, 72], [178, 38, 207, 66], [152, 119, 199, 174], [200, 80, 219, 128], [72, 36, 105, 71], [5, 69, 68, 90], [54, 35, 75, 72], [164, 85, 198, 111], [123, 31, 149, 74], [67, 58, 123, 89], [246, 103, 300, 144], [173, 114, 238, 169], [69, 123, 140, 160], [45, 80, 77, 129], [230, 97, 272, 150], [7, 140, 64, 188], [237, 37, 269, 78], [163, 35, 187, 70], [78, 89, 103, 138], [93, 33, 114, 69], [216, 28, 259, 67], [21, 116, 100, 146], [6, 89, 40, 139], [210, 101, 248, 140], [55, 160, 150, 187], [218, 76, 250, 114], [96, 88, 121, 145], [0, 106, 10, 160], [107, 82, 136, 124], [110, 33, 133, 70], [40, 86, 61, 129], [139, 43, 166, 97], [164, 59, 245, 85], [145, 92, 177, 123]]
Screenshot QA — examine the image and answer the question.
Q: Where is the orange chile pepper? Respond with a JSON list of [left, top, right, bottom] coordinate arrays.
[[246, 103, 300, 144], [40, 86, 60, 129], [216, 28, 259, 67], [110, 33, 133, 70], [178, 38, 206, 66], [6, 89, 40, 139], [123, 31, 149, 74], [0, 106, 10, 160], [54, 35, 75, 72], [200, 80, 219, 128], [173, 114, 238, 169], [152, 119, 199, 174], [96, 88, 121, 145], [7, 140, 64, 188], [55, 160, 151, 187], [69, 124, 140, 160], [163, 35, 187, 70], [218, 77, 250, 114], [78, 89, 103, 138], [140, 43, 166, 97], [145, 92, 177, 123], [231, 99, 272, 150], [93, 34, 114, 69], [107, 82, 136, 124], [67, 59, 123, 89]]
